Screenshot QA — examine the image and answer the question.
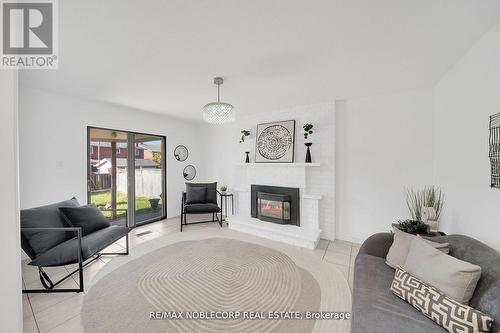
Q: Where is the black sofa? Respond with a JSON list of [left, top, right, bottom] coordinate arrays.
[[352, 233, 500, 332], [21, 198, 129, 293]]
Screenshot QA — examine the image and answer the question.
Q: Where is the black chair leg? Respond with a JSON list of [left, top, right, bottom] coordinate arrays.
[[217, 211, 223, 227], [39, 268, 54, 289]]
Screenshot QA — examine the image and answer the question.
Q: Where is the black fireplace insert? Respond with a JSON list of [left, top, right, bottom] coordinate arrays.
[[251, 184, 299, 226]]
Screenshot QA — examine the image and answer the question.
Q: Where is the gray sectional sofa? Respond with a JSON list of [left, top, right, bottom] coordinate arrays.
[[352, 233, 500, 333]]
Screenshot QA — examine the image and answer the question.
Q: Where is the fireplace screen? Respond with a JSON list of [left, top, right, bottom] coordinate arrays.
[[257, 192, 291, 222]]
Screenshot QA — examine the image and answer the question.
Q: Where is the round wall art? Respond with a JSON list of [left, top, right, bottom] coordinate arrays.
[[255, 120, 295, 163], [183, 165, 196, 181], [174, 145, 188, 161]]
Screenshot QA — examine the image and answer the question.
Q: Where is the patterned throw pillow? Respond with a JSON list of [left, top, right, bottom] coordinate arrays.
[[391, 266, 494, 333]]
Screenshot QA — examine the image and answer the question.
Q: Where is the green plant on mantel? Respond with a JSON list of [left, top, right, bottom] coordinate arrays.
[[239, 130, 250, 143], [303, 123, 313, 139], [405, 186, 444, 221]]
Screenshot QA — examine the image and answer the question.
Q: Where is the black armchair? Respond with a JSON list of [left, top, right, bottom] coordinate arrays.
[[181, 182, 222, 231], [21, 198, 129, 293]]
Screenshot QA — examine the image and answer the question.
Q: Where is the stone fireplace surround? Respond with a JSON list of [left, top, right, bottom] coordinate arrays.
[[227, 163, 322, 249]]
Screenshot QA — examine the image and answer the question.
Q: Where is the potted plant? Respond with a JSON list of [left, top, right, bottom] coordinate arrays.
[[149, 195, 161, 211], [392, 220, 429, 235], [220, 185, 227, 194], [404, 186, 444, 233], [239, 130, 250, 143], [239, 129, 251, 163], [405, 186, 444, 220], [303, 123, 314, 163]]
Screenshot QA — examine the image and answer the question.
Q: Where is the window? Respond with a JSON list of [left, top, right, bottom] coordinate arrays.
[[116, 148, 121, 154], [135, 148, 140, 156]]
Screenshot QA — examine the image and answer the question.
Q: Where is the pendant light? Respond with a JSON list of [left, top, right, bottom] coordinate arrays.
[[202, 77, 235, 124]]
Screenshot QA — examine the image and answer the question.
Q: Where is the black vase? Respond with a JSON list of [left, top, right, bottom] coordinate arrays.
[[245, 151, 250, 163], [305, 143, 312, 163]]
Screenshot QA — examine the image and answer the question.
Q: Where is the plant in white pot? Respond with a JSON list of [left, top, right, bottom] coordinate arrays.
[[421, 187, 444, 232], [405, 186, 444, 233]]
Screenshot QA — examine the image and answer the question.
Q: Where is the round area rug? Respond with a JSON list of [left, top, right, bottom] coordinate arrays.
[[82, 238, 330, 332]]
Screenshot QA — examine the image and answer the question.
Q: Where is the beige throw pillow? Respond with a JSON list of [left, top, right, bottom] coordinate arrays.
[[386, 227, 449, 269], [404, 236, 481, 304]]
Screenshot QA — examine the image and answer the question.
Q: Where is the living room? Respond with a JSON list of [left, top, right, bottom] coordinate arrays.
[[1, 1, 500, 332]]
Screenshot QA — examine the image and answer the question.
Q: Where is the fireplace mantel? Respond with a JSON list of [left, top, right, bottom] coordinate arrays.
[[236, 162, 320, 167], [234, 162, 321, 190]]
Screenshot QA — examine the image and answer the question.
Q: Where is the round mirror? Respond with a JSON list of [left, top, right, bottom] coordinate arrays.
[[174, 145, 188, 161], [183, 165, 196, 181]]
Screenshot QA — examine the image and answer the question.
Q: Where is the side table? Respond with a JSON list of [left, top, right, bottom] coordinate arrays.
[[219, 193, 234, 221]]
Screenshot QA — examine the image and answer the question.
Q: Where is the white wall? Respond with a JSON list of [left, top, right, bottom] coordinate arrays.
[[203, 103, 336, 240], [18, 88, 209, 218], [335, 22, 500, 250], [433, 22, 500, 251], [335, 90, 434, 243], [0, 71, 22, 332]]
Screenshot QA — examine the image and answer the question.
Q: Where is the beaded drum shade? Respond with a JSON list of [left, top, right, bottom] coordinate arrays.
[[202, 77, 234, 124]]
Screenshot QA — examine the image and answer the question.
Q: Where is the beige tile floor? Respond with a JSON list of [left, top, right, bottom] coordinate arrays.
[[22, 217, 360, 333]]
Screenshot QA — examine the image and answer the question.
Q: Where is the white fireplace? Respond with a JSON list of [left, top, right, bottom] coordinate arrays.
[[226, 163, 322, 249]]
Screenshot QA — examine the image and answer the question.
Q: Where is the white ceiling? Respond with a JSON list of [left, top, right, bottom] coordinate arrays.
[[20, 0, 500, 122]]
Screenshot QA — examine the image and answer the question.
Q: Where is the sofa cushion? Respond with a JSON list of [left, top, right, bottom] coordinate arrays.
[[185, 187, 207, 204], [443, 235, 500, 333], [59, 204, 110, 236], [21, 198, 80, 256], [386, 228, 449, 269], [404, 236, 481, 304], [352, 254, 446, 333], [391, 266, 494, 333], [354, 233, 500, 333], [29, 225, 128, 267], [184, 203, 220, 214], [186, 182, 217, 204]]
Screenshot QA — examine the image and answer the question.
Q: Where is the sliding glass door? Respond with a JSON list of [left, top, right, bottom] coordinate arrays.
[[87, 127, 166, 227], [87, 128, 129, 226], [133, 134, 165, 225]]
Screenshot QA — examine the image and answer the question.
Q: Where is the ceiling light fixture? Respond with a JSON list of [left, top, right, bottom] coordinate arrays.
[[202, 77, 234, 124]]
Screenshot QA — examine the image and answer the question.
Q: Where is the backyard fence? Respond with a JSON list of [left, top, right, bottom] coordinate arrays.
[[89, 173, 112, 191], [117, 168, 162, 198]]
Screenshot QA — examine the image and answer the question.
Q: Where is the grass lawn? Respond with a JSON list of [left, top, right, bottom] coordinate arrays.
[[90, 191, 153, 218]]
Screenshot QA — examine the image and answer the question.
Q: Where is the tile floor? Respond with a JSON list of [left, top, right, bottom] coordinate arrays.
[[22, 217, 360, 333]]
